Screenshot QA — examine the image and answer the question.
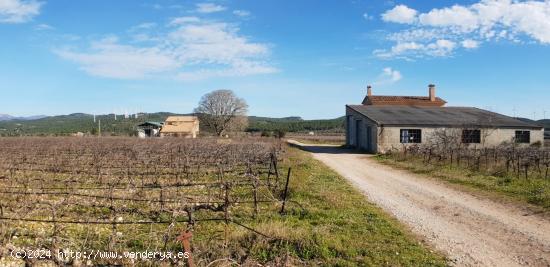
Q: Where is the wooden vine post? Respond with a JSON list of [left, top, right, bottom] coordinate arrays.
[[253, 175, 259, 218], [223, 182, 231, 248], [280, 168, 292, 214], [177, 230, 195, 267]]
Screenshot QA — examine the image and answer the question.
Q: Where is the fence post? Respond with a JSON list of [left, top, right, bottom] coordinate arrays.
[[252, 175, 258, 218], [267, 154, 274, 188], [177, 230, 195, 267], [274, 155, 280, 188], [223, 183, 230, 248], [280, 168, 291, 214]]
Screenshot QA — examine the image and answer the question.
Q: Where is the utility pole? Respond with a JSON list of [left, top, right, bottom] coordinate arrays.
[[98, 119, 101, 137]]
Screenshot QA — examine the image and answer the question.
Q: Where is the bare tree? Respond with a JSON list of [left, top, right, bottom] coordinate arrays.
[[194, 90, 249, 136]]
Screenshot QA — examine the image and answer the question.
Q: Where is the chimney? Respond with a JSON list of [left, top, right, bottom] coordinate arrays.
[[429, 84, 436, 101], [367, 85, 372, 97]]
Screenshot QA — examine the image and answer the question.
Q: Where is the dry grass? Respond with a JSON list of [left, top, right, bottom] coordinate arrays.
[[376, 154, 550, 211], [286, 134, 345, 145]]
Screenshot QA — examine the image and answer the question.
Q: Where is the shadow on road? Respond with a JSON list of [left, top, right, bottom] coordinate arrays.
[[286, 140, 367, 155]]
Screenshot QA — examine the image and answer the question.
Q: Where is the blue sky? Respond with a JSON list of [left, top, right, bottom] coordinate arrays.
[[1, 0, 549, 119]]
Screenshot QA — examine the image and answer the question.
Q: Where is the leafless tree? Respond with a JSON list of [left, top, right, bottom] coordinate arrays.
[[194, 90, 249, 136]]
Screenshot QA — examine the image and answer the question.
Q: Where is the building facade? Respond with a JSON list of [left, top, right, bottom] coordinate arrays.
[[346, 85, 544, 153], [160, 116, 200, 138]]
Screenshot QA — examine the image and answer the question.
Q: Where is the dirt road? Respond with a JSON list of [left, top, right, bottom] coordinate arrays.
[[290, 141, 550, 267]]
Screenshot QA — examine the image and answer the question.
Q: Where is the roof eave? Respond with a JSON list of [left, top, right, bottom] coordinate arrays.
[[379, 123, 543, 130], [346, 105, 381, 126]]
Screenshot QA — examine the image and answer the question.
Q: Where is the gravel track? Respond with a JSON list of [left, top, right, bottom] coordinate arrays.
[[290, 141, 550, 267]]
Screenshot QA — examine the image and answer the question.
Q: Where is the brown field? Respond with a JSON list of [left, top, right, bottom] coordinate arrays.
[[0, 137, 285, 265], [0, 137, 445, 266]]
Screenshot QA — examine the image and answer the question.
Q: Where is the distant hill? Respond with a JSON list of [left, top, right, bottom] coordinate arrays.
[[0, 114, 47, 121], [248, 116, 303, 122], [538, 119, 550, 130], [516, 118, 549, 127], [516, 118, 550, 139], [0, 112, 178, 136], [248, 116, 344, 133], [0, 114, 15, 121], [0, 113, 345, 136]]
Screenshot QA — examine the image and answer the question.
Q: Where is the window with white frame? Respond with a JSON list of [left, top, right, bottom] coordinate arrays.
[[400, 129, 422, 143]]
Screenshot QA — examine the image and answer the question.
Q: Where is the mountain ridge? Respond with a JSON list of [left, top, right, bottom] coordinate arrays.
[[0, 114, 47, 121], [0, 112, 344, 136]]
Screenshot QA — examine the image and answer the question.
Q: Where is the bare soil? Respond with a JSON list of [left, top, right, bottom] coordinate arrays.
[[289, 140, 550, 267]]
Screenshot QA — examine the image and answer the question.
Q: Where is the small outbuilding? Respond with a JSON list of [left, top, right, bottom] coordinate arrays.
[[160, 116, 199, 138], [137, 121, 163, 138], [346, 85, 545, 153]]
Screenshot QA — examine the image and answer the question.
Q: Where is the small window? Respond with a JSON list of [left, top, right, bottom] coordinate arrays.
[[400, 129, 422, 143], [515, 131, 530, 143], [462, 130, 481, 144]]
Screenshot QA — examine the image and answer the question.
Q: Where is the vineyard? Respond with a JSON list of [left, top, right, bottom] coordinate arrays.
[[380, 141, 550, 208], [0, 137, 297, 266]]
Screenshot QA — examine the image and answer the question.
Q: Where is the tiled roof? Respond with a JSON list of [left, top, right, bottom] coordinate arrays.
[[362, 95, 447, 106], [165, 116, 199, 122], [347, 105, 543, 129]]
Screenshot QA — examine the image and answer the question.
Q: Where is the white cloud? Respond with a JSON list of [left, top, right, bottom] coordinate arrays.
[[233, 10, 250, 17], [55, 21, 277, 80], [168, 22, 270, 64], [381, 4, 417, 24], [383, 67, 402, 82], [176, 60, 277, 81], [427, 39, 456, 56], [169, 16, 200, 26], [418, 5, 479, 32], [0, 0, 42, 23], [195, 3, 226, 14], [461, 39, 479, 49], [363, 12, 373, 20], [35, 23, 53, 30], [374, 39, 456, 59], [130, 22, 156, 31], [373, 67, 402, 85], [378, 1, 550, 59], [55, 37, 180, 79]]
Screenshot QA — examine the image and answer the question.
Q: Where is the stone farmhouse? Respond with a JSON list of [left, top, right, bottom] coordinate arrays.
[[346, 85, 544, 153], [137, 116, 199, 138], [160, 116, 199, 138]]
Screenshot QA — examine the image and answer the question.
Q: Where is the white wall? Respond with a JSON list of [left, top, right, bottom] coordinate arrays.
[[377, 127, 545, 153], [346, 107, 378, 152]]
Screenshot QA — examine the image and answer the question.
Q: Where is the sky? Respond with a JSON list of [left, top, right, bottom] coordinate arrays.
[[0, 0, 549, 120]]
